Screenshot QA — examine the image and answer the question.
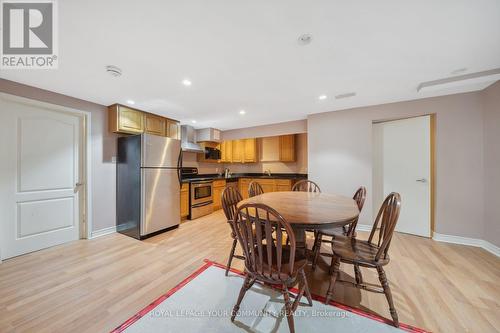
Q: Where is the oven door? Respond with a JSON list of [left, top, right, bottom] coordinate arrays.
[[191, 181, 213, 205]]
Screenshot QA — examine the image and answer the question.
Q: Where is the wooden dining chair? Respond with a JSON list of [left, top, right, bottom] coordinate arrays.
[[311, 186, 366, 271], [230, 203, 313, 333], [291, 179, 322, 249], [248, 181, 264, 197], [324, 192, 401, 327], [221, 186, 245, 276], [291, 179, 321, 193]]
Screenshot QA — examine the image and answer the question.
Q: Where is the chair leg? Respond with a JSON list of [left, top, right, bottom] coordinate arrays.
[[300, 269, 313, 306], [231, 275, 254, 322], [311, 233, 322, 270], [325, 257, 340, 304], [282, 286, 295, 333], [354, 264, 363, 284], [377, 266, 399, 327], [226, 238, 238, 276]]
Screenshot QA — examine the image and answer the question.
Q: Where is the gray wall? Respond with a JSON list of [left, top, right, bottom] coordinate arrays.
[[481, 81, 500, 247], [0, 79, 117, 232], [308, 91, 487, 240]]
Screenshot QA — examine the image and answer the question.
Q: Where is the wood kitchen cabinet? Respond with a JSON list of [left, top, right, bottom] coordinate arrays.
[[220, 140, 232, 163], [239, 178, 296, 198], [238, 178, 251, 199], [180, 183, 189, 219], [254, 179, 275, 193], [219, 139, 256, 163], [243, 138, 257, 163], [166, 119, 180, 139], [275, 179, 292, 191], [144, 113, 166, 136], [109, 104, 144, 134], [231, 140, 245, 163], [279, 135, 296, 162], [212, 180, 226, 210]]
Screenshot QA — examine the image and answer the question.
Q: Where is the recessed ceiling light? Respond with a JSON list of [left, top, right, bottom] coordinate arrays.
[[126, 100, 135, 105], [298, 34, 313, 45], [106, 65, 122, 77], [239, 110, 246, 115], [335, 92, 356, 99], [318, 95, 327, 100], [191, 120, 197, 124], [182, 79, 192, 86]]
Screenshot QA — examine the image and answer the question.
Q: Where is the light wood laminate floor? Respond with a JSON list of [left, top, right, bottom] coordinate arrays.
[[0, 210, 499, 332]]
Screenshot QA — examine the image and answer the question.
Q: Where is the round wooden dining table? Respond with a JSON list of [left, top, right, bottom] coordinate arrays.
[[238, 191, 360, 255]]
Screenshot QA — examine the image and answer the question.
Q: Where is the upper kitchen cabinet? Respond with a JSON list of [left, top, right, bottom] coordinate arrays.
[[166, 119, 180, 139], [231, 139, 244, 163], [144, 113, 166, 136], [279, 134, 296, 162], [220, 140, 232, 163], [109, 104, 144, 134], [260, 134, 296, 162], [243, 138, 257, 163], [108, 103, 180, 138]]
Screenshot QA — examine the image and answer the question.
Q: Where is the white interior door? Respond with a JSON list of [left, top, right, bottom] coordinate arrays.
[[0, 96, 82, 259], [377, 115, 431, 237]]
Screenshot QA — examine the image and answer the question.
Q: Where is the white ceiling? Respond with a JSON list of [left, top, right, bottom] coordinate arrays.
[[2, 0, 500, 130]]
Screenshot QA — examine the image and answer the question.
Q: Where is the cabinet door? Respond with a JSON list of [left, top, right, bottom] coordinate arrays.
[[232, 140, 244, 163], [255, 179, 275, 193], [145, 114, 166, 136], [220, 141, 227, 162], [239, 178, 251, 199], [275, 179, 292, 192], [279, 135, 296, 162], [180, 183, 189, 218], [213, 185, 225, 210], [225, 141, 233, 162], [118, 106, 144, 134], [244, 138, 257, 163], [166, 120, 180, 139]]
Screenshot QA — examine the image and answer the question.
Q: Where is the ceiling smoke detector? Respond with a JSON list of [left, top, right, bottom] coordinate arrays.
[[298, 34, 312, 45], [106, 65, 122, 77]]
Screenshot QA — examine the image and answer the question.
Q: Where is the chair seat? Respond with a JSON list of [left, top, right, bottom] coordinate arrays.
[[319, 226, 345, 237], [330, 235, 389, 266], [253, 245, 307, 281]]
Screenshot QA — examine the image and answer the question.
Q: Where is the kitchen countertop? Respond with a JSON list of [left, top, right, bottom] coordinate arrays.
[[181, 173, 307, 183]]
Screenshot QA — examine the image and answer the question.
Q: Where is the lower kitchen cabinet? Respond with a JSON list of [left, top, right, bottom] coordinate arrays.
[[212, 180, 226, 210], [180, 183, 189, 219], [275, 179, 292, 191], [239, 178, 251, 199], [254, 179, 275, 193], [238, 178, 295, 199]]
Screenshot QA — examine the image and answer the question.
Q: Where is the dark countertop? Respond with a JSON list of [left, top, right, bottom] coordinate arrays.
[[181, 173, 307, 183]]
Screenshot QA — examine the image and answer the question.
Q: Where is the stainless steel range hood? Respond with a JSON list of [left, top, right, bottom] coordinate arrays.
[[180, 125, 204, 153]]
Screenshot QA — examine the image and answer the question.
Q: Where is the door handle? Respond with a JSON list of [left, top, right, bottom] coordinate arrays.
[[416, 178, 427, 183], [75, 182, 84, 186]]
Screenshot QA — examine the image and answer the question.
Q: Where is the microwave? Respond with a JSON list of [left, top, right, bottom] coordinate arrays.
[[204, 147, 221, 160]]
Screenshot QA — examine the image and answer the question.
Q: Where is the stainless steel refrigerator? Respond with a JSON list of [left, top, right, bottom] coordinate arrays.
[[116, 133, 182, 239]]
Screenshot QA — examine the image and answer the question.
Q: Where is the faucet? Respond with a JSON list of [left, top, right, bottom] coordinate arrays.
[[265, 169, 271, 176], [224, 167, 231, 178]]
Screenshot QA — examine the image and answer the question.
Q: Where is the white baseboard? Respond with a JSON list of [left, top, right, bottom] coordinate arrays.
[[356, 225, 499, 257], [432, 232, 500, 257], [356, 224, 372, 232], [91, 226, 116, 239]]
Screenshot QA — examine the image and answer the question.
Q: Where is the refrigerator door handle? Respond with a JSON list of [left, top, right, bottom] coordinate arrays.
[[177, 149, 183, 186]]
